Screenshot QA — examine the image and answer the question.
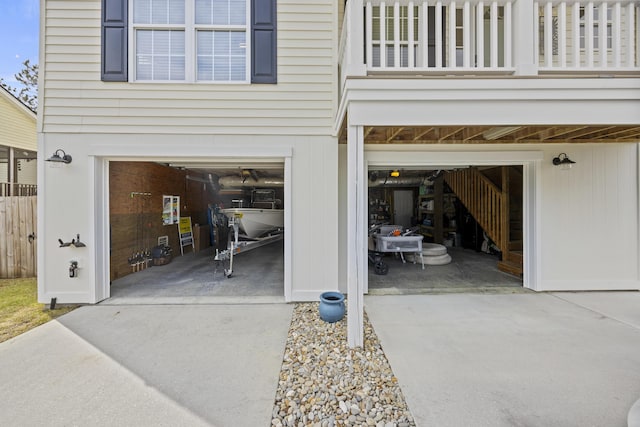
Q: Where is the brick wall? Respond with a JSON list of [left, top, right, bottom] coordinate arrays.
[[109, 162, 213, 281]]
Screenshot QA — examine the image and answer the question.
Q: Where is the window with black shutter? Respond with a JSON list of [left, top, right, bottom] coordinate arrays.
[[101, 0, 277, 84]]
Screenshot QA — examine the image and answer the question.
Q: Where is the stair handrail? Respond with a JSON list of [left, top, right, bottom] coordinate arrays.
[[444, 167, 505, 252]]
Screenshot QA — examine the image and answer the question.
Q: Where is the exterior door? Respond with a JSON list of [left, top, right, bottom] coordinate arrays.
[[393, 190, 414, 228]]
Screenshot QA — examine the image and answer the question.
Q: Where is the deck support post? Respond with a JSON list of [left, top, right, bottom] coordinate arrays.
[[347, 120, 365, 348]]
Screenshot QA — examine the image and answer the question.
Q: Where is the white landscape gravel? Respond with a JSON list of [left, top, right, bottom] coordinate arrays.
[[271, 302, 416, 427]]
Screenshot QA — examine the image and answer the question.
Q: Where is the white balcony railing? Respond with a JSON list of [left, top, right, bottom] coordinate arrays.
[[365, 0, 516, 72], [339, 0, 640, 79], [537, 1, 639, 71]]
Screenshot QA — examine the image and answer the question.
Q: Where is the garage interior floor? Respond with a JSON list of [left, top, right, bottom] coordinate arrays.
[[108, 241, 524, 303], [108, 240, 286, 304], [367, 246, 525, 294]]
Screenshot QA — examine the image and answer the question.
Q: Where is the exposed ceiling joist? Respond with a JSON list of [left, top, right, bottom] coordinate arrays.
[[537, 126, 588, 141], [386, 127, 404, 143], [413, 127, 434, 141], [339, 124, 639, 145], [438, 127, 465, 142], [463, 127, 487, 141]]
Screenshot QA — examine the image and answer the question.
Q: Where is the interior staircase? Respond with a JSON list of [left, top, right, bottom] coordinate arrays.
[[444, 166, 523, 277]]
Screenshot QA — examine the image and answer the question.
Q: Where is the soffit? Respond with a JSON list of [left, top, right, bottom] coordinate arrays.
[[338, 124, 640, 144]]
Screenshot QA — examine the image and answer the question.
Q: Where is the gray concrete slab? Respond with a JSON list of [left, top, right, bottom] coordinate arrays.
[[110, 240, 284, 302], [365, 293, 640, 427], [0, 303, 293, 427], [552, 291, 640, 330], [368, 247, 523, 295]]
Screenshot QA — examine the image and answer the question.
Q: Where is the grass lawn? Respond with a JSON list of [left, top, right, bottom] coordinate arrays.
[[0, 278, 78, 344]]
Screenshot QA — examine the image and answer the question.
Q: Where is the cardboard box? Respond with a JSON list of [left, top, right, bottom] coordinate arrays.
[[193, 224, 211, 253]]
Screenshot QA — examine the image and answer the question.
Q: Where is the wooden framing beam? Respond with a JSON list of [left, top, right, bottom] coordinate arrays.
[[438, 127, 465, 142], [537, 126, 588, 141], [412, 127, 435, 141], [386, 127, 405, 143]]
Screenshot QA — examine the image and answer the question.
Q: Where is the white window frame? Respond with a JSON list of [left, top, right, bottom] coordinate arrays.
[[129, 0, 251, 83]]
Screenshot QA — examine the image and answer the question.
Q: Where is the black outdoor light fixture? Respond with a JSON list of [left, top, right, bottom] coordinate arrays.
[[552, 153, 575, 170], [46, 149, 72, 164]]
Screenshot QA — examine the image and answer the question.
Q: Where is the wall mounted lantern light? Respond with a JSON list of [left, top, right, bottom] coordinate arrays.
[[552, 153, 576, 170], [46, 149, 72, 164]]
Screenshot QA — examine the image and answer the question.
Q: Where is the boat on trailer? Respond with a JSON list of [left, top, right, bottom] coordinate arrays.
[[220, 207, 284, 238], [214, 189, 284, 277]]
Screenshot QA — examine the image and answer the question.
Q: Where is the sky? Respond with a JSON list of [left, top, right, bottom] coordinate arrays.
[[0, 0, 40, 86]]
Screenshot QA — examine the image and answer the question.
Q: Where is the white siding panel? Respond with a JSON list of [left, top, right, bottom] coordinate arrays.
[[0, 94, 37, 151], [541, 143, 638, 288], [42, 0, 336, 135]]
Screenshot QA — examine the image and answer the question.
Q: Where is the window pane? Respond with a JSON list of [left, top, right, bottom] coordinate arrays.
[[134, 0, 184, 24], [230, 0, 246, 25], [136, 30, 185, 80], [134, 0, 151, 23], [152, 0, 169, 23], [213, 0, 229, 25], [198, 56, 213, 80], [195, 0, 245, 25], [230, 31, 245, 55], [170, 55, 185, 80], [214, 56, 230, 80], [154, 56, 169, 80], [372, 45, 381, 67], [230, 56, 245, 80], [196, 30, 246, 81], [195, 0, 212, 24], [214, 31, 230, 53], [197, 31, 214, 54], [155, 31, 170, 54], [137, 30, 153, 53], [136, 55, 153, 79]]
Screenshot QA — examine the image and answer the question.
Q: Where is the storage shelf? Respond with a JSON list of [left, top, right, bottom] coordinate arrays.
[[417, 175, 457, 244]]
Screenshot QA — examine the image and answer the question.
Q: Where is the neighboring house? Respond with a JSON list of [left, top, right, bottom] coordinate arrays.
[[39, 0, 639, 346], [0, 86, 37, 196]]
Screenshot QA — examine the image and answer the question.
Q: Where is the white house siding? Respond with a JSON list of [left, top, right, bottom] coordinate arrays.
[[41, 0, 336, 135], [540, 143, 639, 290], [358, 143, 640, 292], [0, 92, 37, 152], [39, 0, 340, 303]]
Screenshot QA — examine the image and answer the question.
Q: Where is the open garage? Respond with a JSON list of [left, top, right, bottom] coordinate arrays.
[[107, 159, 286, 302]]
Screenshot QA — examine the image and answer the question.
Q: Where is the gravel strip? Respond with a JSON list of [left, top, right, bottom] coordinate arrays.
[[271, 302, 416, 427]]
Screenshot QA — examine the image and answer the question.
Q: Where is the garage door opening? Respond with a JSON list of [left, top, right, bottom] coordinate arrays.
[[367, 165, 524, 294], [107, 160, 286, 303]]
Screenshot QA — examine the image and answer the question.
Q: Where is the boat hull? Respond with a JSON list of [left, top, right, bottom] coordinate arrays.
[[221, 208, 284, 238]]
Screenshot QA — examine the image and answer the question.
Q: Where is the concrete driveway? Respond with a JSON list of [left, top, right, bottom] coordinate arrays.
[[0, 304, 293, 427], [365, 292, 640, 427]]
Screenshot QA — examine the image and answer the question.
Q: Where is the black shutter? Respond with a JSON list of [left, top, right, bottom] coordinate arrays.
[[251, 0, 277, 84], [101, 0, 128, 82]]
